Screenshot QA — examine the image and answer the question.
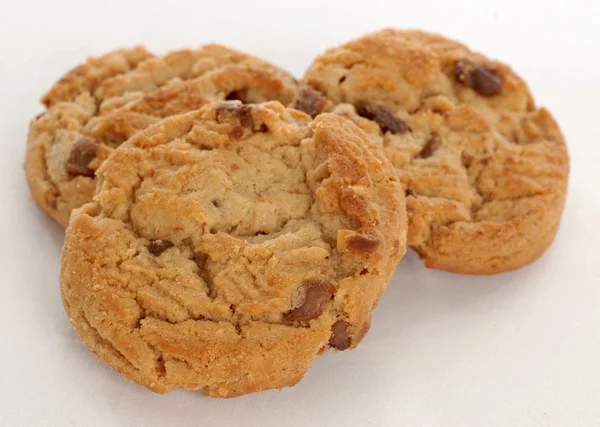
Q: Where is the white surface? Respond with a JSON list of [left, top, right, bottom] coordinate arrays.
[[1, 0, 599, 425]]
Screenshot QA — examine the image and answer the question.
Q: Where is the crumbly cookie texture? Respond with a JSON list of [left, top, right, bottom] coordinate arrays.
[[61, 101, 407, 397], [299, 29, 569, 274], [26, 45, 298, 227]]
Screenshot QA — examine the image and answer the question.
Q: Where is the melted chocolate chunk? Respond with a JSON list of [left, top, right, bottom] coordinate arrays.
[[216, 103, 254, 129], [455, 59, 502, 96], [356, 102, 410, 134], [65, 140, 99, 177], [284, 280, 334, 322], [418, 132, 441, 158], [346, 233, 381, 253], [147, 240, 174, 256], [294, 86, 327, 118], [329, 321, 351, 350]]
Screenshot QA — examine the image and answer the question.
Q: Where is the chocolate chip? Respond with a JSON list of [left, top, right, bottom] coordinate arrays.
[[471, 68, 503, 97], [329, 321, 350, 350], [216, 103, 256, 141], [405, 188, 415, 197], [355, 102, 410, 134], [65, 139, 99, 177], [294, 86, 327, 118], [346, 233, 381, 253], [216, 103, 254, 129], [230, 125, 244, 140], [284, 280, 334, 322], [237, 105, 254, 129], [461, 152, 473, 168], [225, 88, 249, 104], [454, 59, 502, 97], [147, 239, 174, 256], [418, 132, 441, 158]]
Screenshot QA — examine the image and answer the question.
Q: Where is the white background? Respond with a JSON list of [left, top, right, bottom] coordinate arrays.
[[1, 0, 599, 426]]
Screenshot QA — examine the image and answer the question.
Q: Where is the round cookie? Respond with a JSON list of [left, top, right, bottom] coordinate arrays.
[[26, 45, 298, 227], [300, 29, 569, 275], [61, 101, 407, 397]]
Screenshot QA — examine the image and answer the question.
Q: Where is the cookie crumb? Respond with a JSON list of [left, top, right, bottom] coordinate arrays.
[[455, 59, 502, 96]]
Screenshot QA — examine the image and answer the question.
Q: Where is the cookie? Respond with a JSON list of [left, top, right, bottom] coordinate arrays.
[[60, 101, 407, 397], [26, 45, 298, 227], [300, 29, 569, 274]]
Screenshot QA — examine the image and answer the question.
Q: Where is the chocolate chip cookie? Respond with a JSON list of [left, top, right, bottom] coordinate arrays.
[[300, 29, 569, 274], [61, 101, 407, 397], [26, 45, 298, 227]]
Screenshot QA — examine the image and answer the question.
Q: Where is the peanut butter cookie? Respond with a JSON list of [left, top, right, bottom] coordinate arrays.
[[61, 101, 407, 397], [26, 45, 298, 227], [300, 29, 569, 274]]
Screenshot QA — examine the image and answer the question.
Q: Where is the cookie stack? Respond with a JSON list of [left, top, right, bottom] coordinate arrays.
[[25, 29, 569, 398]]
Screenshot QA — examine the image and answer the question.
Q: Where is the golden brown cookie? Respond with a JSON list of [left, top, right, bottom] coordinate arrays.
[[26, 45, 298, 227], [300, 29, 569, 274], [61, 101, 407, 397]]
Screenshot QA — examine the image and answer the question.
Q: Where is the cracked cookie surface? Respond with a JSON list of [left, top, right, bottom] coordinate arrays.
[[26, 45, 298, 227], [61, 101, 407, 397], [300, 29, 569, 274]]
